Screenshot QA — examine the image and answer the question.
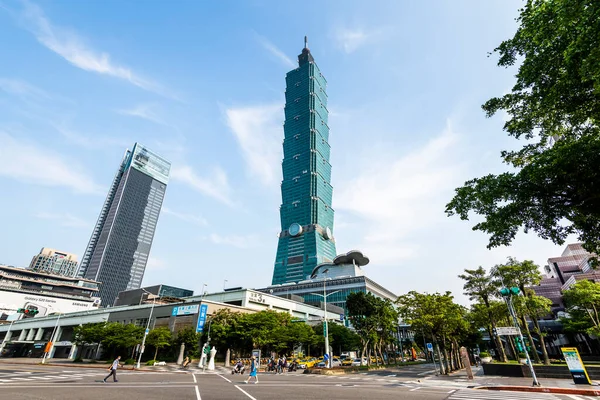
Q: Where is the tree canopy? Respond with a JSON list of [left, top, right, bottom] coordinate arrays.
[[446, 0, 600, 254]]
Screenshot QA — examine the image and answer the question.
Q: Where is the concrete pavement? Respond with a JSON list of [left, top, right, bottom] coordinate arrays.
[[0, 363, 597, 400]]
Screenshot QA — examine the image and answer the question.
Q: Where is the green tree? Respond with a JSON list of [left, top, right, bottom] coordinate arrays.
[[101, 323, 144, 358], [72, 322, 106, 359], [174, 327, 200, 358], [446, 0, 600, 255], [458, 267, 507, 362], [146, 327, 172, 361], [562, 280, 600, 337], [346, 292, 380, 364], [493, 258, 550, 364]]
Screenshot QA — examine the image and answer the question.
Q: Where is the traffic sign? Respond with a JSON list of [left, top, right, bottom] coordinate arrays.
[[340, 314, 344, 321], [145, 328, 149, 335], [495, 327, 519, 336], [426, 343, 433, 352]]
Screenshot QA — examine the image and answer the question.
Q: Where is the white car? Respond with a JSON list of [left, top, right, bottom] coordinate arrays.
[[316, 358, 341, 368], [351, 358, 366, 366]]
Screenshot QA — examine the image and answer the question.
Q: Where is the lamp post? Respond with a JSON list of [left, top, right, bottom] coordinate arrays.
[[198, 284, 208, 368], [42, 313, 62, 364], [310, 271, 340, 369], [136, 289, 157, 369], [0, 319, 16, 356]]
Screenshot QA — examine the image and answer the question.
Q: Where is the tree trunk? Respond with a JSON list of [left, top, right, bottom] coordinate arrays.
[[154, 346, 158, 362], [435, 342, 446, 375], [484, 297, 508, 362], [531, 318, 550, 365], [520, 314, 540, 364]]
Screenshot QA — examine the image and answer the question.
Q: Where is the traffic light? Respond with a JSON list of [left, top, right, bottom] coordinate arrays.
[[499, 287, 520, 296], [17, 308, 39, 315]]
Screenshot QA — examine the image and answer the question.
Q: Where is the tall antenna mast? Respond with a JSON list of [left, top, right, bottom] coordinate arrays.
[[304, 36, 308, 49]]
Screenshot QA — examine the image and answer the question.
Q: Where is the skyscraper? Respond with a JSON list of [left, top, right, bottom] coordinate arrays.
[[272, 38, 337, 285], [77, 143, 170, 306]]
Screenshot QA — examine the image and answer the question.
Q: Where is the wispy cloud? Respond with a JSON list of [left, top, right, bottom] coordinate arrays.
[[0, 78, 51, 101], [162, 207, 208, 227], [0, 131, 103, 194], [52, 124, 130, 149], [34, 211, 89, 228], [255, 35, 295, 68], [117, 103, 164, 125], [333, 27, 388, 54], [336, 120, 462, 264], [170, 165, 234, 207], [208, 233, 260, 249], [226, 104, 282, 186], [16, 1, 174, 98]]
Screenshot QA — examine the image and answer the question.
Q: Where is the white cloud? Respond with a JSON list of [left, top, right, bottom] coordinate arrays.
[[336, 120, 462, 264], [256, 35, 295, 68], [226, 104, 282, 186], [0, 132, 103, 194], [162, 207, 208, 227], [0, 78, 50, 100], [34, 212, 89, 228], [117, 103, 164, 125], [208, 233, 260, 249], [170, 165, 234, 206], [18, 1, 173, 98], [333, 27, 387, 54]]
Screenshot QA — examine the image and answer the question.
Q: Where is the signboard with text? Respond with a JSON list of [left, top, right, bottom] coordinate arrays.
[[561, 347, 592, 385], [196, 304, 209, 333], [495, 327, 519, 336], [171, 304, 199, 316]]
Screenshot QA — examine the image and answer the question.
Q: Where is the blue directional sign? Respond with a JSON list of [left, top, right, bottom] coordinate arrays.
[[145, 328, 149, 335], [339, 314, 344, 321], [196, 304, 209, 333], [426, 342, 433, 352]]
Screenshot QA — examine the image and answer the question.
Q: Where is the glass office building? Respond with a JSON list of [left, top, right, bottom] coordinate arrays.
[[272, 39, 337, 285], [77, 143, 170, 306]]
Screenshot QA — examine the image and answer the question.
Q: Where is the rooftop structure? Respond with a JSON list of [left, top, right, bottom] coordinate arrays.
[[29, 247, 78, 277]]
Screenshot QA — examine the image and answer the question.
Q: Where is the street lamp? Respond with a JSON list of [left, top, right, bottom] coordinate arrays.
[[310, 270, 340, 369], [136, 289, 157, 369], [42, 312, 62, 364]]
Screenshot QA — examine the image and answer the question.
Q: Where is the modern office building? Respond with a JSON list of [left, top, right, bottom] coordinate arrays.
[[0, 289, 334, 359], [77, 143, 171, 306], [532, 243, 598, 316], [0, 264, 100, 321], [29, 247, 78, 277], [114, 284, 194, 306], [261, 250, 397, 318], [273, 38, 337, 285]]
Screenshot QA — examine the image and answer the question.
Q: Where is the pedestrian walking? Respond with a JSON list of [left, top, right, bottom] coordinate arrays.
[[245, 356, 258, 384], [104, 356, 122, 383]]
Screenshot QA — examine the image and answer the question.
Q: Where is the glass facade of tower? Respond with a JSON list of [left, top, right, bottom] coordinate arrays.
[[77, 143, 170, 306], [272, 45, 337, 285]]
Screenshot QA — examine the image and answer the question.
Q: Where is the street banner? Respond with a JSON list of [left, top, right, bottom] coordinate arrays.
[[561, 347, 592, 385], [196, 304, 208, 333]]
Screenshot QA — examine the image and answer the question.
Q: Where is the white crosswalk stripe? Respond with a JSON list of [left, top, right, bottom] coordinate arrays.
[[448, 389, 560, 400]]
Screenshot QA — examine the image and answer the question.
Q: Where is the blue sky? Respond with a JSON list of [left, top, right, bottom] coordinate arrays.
[[0, 0, 573, 304]]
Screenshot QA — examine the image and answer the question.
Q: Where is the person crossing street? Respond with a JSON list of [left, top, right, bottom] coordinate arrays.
[[104, 356, 122, 383]]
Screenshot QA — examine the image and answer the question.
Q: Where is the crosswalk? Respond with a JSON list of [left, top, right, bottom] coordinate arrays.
[[0, 370, 129, 383], [448, 389, 560, 400]]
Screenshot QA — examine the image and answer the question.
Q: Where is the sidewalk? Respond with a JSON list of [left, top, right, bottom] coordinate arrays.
[[422, 365, 600, 396]]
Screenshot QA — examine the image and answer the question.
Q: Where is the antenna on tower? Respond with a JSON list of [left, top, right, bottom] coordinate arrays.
[[304, 36, 308, 49]]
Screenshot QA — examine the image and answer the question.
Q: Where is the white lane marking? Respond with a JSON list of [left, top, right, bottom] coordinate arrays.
[[192, 374, 197, 383], [566, 396, 583, 400], [194, 385, 201, 400], [217, 374, 232, 383], [31, 377, 53, 380], [235, 385, 258, 400], [417, 370, 436, 375], [410, 387, 421, 391], [386, 374, 396, 377], [10, 378, 34, 381]]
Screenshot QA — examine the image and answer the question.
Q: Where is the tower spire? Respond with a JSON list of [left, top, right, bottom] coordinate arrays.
[[304, 35, 308, 49]]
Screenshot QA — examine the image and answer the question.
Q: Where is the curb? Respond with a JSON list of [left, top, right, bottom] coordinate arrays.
[[482, 385, 600, 396]]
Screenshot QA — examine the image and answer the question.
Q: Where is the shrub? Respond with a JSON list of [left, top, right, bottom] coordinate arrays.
[[72, 357, 83, 363], [146, 360, 157, 366], [518, 352, 527, 358], [479, 352, 490, 358], [123, 358, 136, 365]]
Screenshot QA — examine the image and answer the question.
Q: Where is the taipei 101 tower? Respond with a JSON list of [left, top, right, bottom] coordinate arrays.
[[272, 38, 337, 285]]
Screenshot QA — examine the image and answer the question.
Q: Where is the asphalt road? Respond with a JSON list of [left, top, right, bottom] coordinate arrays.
[[0, 364, 590, 400]]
